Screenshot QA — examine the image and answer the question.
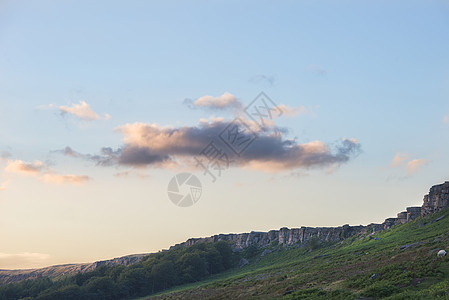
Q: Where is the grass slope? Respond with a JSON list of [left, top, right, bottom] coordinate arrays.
[[144, 208, 449, 299]]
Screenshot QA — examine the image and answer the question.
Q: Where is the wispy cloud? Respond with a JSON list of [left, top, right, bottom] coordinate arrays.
[[0, 151, 11, 160], [0, 180, 9, 191], [184, 92, 307, 121], [41, 173, 89, 184], [388, 152, 429, 177], [388, 153, 410, 167], [59, 100, 110, 121], [113, 170, 150, 179], [276, 104, 311, 118], [405, 159, 430, 175], [5, 159, 89, 185], [183, 92, 243, 111], [307, 64, 328, 76], [5, 160, 46, 175], [249, 74, 276, 86], [39, 101, 110, 121], [63, 119, 361, 173]]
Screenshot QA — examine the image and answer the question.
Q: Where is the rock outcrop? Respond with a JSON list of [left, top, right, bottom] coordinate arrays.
[[422, 181, 449, 216], [172, 181, 449, 251]]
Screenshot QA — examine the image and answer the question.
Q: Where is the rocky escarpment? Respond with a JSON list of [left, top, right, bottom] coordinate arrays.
[[171, 181, 449, 251], [422, 181, 449, 216], [2, 181, 448, 286], [171, 224, 383, 251], [0, 254, 147, 286]]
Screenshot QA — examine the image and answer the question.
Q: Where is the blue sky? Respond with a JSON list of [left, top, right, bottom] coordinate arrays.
[[0, 0, 448, 269]]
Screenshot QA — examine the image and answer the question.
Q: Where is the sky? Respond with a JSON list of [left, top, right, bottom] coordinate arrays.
[[0, 0, 449, 269]]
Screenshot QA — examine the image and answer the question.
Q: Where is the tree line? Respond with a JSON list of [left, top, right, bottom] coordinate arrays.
[[0, 241, 239, 300]]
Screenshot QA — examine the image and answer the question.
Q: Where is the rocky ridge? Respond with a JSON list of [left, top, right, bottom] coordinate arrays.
[[0, 254, 147, 285], [1, 181, 448, 286], [171, 181, 449, 251]]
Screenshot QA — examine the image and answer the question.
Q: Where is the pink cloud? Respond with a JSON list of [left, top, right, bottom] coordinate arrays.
[[405, 159, 430, 175], [5, 159, 90, 185], [69, 119, 361, 173], [59, 101, 110, 121], [389, 153, 410, 167]]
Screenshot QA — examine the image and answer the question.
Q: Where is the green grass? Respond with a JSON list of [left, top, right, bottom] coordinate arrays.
[[137, 208, 449, 299]]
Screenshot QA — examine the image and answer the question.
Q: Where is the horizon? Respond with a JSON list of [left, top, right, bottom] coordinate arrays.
[[1, 0, 449, 270]]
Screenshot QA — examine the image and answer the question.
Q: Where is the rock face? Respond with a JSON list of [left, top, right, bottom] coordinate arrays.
[[422, 181, 449, 216], [407, 207, 422, 221], [173, 225, 373, 251], [172, 181, 449, 252]]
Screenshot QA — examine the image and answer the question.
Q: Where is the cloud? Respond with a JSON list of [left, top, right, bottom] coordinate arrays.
[[443, 115, 449, 124], [113, 171, 150, 179], [389, 153, 410, 167], [41, 173, 89, 184], [4, 159, 89, 185], [0, 180, 9, 191], [67, 119, 361, 172], [388, 152, 429, 177], [249, 74, 276, 86], [307, 64, 328, 75], [184, 92, 308, 122], [0, 252, 51, 269], [0, 151, 11, 160], [405, 159, 430, 175], [61, 146, 80, 157], [184, 92, 243, 111], [59, 101, 110, 121], [276, 104, 310, 117], [5, 160, 46, 175]]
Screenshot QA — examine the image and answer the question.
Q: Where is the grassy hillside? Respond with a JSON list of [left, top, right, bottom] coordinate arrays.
[[147, 208, 449, 299]]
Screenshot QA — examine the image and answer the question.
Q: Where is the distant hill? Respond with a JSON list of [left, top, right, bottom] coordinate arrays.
[[0, 254, 147, 285]]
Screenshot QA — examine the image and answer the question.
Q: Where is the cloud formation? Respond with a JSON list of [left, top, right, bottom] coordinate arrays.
[[184, 92, 307, 121], [276, 104, 310, 118], [184, 92, 243, 111], [59, 101, 110, 121], [389, 153, 410, 167], [405, 159, 430, 175], [5, 160, 45, 175], [388, 152, 429, 176], [5, 160, 89, 184], [64, 119, 361, 172]]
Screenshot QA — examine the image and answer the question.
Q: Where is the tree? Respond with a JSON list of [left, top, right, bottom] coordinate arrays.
[[83, 276, 118, 299], [179, 252, 207, 282], [118, 267, 150, 297], [215, 241, 234, 269], [36, 284, 83, 300], [150, 260, 177, 293]]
